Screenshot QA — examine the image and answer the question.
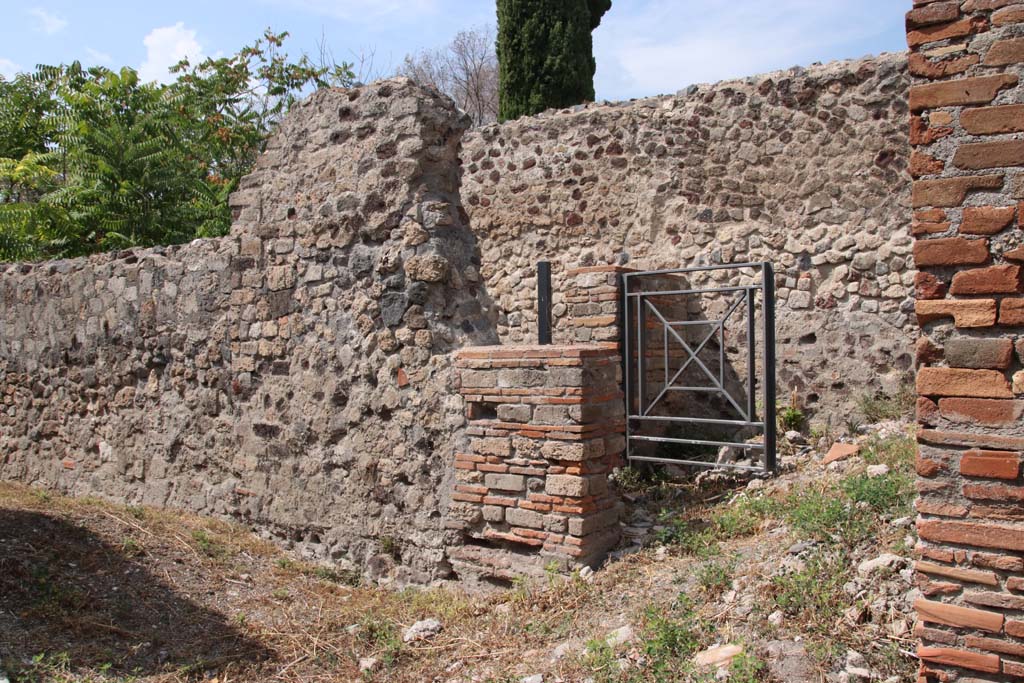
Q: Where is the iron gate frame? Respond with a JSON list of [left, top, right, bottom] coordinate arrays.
[[621, 262, 777, 474]]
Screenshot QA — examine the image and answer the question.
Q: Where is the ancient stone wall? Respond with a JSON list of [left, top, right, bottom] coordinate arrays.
[[462, 54, 914, 420], [1, 51, 931, 583], [0, 79, 498, 584], [907, 1, 1024, 681]]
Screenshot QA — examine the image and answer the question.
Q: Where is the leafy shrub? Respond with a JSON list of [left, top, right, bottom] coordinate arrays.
[[730, 651, 769, 682], [0, 30, 353, 262]]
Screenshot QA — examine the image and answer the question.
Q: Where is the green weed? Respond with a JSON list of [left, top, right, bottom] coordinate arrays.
[[856, 386, 915, 423], [841, 471, 913, 516], [778, 406, 805, 432], [729, 651, 768, 682], [696, 554, 736, 594], [190, 529, 225, 558], [770, 552, 849, 631], [357, 615, 402, 666]]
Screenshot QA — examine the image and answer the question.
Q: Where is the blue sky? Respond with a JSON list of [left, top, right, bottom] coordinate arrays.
[[0, 0, 907, 101]]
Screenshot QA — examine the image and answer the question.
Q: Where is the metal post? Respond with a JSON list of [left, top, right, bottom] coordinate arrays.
[[746, 288, 757, 423], [537, 261, 552, 345], [637, 296, 648, 417], [762, 263, 777, 473], [621, 273, 632, 461]]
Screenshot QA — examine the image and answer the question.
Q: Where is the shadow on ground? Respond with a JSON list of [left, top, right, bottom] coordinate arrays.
[[0, 509, 271, 679]]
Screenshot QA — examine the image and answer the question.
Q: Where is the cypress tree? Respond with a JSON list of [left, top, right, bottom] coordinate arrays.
[[496, 0, 612, 122]]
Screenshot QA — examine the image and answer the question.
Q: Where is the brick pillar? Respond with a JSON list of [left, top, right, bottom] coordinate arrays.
[[908, 2, 1024, 681], [448, 344, 624, 583]]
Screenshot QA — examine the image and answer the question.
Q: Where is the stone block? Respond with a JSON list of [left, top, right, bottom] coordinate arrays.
[[483, 506, 505, 522], [505, 506, 544, 529], [533, 405, 572, 425], [545, 475, 588, 497], [943, 338, 1014, 369], [496, 404, 531, 423], [909, 75, 1017, 112], [913, 237, 990, 266], [484, 473, 525, 492]]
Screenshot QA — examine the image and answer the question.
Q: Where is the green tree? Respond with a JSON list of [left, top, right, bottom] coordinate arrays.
[[0, 30, 353, 262], [496, 0, 611, 121]]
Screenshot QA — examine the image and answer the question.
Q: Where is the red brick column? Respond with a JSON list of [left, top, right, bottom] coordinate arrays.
[[908, 2, 1024, 681], [448, 344, 624, 583]]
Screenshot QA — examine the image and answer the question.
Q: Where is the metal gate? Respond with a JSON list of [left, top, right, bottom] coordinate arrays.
[[622, 262, 776, 473]]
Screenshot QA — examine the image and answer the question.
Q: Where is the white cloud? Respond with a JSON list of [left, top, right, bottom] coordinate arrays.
[[260, 0, 439, 21], [594, 0, 903, 100], [86, 47, 113, 65], [139, 22, 204, 84], [29, 7, 68, 35], [0, 58, 22, 79]]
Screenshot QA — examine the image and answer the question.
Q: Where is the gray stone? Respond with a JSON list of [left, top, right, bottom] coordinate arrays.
[[605, 625, 634, 648], [857, 553, 903, 577], [945, 337, 1013, 370], [380, 292, 408, 327], [403, 618, 443, 642], [765, 640, 818, 682], [484, 473, 526, 492]]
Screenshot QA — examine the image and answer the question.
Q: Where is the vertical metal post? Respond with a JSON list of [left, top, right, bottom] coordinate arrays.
[[762, 263, 777, 473], [537, 261, 552, 345], [746, 287, 757, 423], [637, 295, 648, 417], [621, 273, 632, 461]]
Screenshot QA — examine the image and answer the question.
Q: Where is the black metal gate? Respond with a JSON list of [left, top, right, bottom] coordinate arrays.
[[622, 262, 776, 473]]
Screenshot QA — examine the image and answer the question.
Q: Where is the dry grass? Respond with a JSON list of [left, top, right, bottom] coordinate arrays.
[[0, 482, 672, 682], [0, 433, 918, 682]]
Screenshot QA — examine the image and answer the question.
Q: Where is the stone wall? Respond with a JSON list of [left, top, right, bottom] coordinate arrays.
[[0, 79, 498, 584], [1, 50, 933, 584], [462, 53, 914, 420], [906, 1, 1024, 681]]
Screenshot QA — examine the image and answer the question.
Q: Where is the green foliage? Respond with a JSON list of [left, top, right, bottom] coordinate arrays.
[[581, 639, 619, 683], [357, 614, 403, 666], [190, 528, 228, 558], [696, 554, 735, 594], [642, 595, 705, 660], [841, 471, 914, 515], [712, 494, 777, 538], [778, 405, 805, 432], [0, 30, 354, 262], [770, 551, 849, 630], [612, 464, 668, 493], [856, 385, 915, 423], [861, 433, 916, 472], [783, 487, 868, 544], [729, 652, 768, 683], [496, 0, 612, 121], [311, 565, 361, 586]]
